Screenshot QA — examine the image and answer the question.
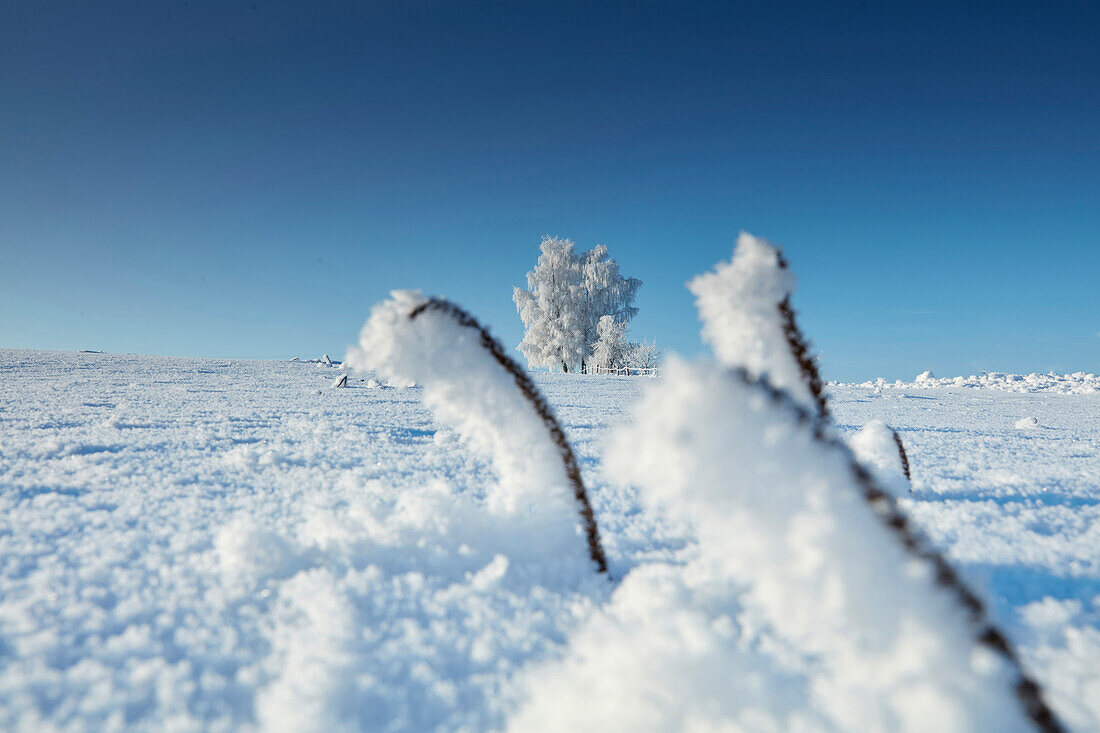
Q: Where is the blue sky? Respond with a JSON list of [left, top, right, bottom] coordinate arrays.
[[2, 1, 1097, 381]]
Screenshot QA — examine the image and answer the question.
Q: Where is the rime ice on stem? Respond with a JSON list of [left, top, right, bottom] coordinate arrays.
[[346, 291, 607, 574]]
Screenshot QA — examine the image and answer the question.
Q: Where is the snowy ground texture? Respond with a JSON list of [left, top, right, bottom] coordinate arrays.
[[1, 348, 1098, 731]]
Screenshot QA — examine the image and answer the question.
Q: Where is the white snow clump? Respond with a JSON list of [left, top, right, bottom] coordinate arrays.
[[688, 232, 817, 413], [848, 420, 911, 498], [345, 290, 589, 567]]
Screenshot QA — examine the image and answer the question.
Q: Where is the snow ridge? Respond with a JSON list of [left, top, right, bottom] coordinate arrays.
[[845, 372, 1099, 394]]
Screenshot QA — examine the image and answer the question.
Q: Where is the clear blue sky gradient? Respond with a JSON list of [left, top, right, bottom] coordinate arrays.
[[2, 1, 1097, 381]]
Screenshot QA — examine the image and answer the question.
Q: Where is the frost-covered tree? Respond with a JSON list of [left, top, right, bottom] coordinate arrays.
[[626, 338, 664, 372], [578, 244, 641, 353], [514, 237, 641, 372], [589, 316, 632, 373], [513, 238, 587, 372]]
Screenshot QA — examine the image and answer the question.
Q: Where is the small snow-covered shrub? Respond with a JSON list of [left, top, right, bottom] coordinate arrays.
[[626, 337, 664, 373]]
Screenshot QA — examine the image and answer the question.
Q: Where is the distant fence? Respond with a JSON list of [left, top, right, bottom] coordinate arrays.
[[582, 364, 660, 377]]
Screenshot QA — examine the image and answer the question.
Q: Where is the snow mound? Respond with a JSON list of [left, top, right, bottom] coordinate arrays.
[[508, 563, 825, 732], [216, 520, 300, 586], [848, 420, 911, 498], [1017, 598, 1100, 728], [247, 479, 605, 733]]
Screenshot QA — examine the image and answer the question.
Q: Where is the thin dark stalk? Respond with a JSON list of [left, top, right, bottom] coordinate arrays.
[[892, 429, 912, 483], [729, 368, 1063, 733], [774, 252, 829, 420], [773, 251, 917, 486], [409, 298, 609, 574]]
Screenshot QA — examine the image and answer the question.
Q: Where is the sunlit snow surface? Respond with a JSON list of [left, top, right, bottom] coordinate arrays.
[[1, 349, 1097, 731]]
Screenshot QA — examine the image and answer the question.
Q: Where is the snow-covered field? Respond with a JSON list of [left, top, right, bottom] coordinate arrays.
[[1, 348, 1097, 731]]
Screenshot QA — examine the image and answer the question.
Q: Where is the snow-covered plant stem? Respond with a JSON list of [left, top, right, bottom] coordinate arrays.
[[408, 298, 607, 573], [608, 360, 1062, 732], [689, 232, 828, 418], [757, 379, 1057, 731], [349, 291, 607, 574], [775, 252, 829, 420], [691, 232, 912, 479], [892, 427, 912, 481]]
